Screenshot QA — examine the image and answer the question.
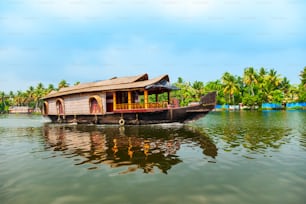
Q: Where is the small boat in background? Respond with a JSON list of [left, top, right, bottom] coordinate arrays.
[[42, 73, 216, 125]]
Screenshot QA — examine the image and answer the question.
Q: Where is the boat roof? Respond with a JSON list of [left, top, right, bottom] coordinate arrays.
[[42, 73, 175, 99]]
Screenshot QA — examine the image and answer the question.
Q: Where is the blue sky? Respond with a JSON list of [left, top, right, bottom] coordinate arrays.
[[1, 0, 305, 92]]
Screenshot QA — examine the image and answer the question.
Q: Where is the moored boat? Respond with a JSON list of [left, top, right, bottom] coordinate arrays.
[[42, 73, 216, 125]]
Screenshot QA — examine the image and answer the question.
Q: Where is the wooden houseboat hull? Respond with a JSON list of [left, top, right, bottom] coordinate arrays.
[[46, 103, 215, 125]]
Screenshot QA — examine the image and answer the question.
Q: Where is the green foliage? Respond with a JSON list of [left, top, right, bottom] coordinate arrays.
[[242, 94, 260, 107], [58, 80, 69, 90], [298, 88, 306, 102], [171, 78, 207, 106], [222, 72, 240, 104], [0, 80, 69, 113], [270, 90, 284, 103], [300, 66, 306, 87]]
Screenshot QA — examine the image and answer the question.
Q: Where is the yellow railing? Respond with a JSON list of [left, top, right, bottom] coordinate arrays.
[[116, 102, 168, 110]]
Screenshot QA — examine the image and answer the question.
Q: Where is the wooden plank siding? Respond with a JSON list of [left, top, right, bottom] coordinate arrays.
[[47, 93, 107, 115]]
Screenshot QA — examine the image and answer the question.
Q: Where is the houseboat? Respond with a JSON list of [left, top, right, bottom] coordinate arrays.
[[42, 73, 216, 125], [9, 106, 34, 114]]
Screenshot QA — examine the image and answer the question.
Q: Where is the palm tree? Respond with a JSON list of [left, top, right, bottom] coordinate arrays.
[[258, 67, 267, 89], [259, 67, 267, 78], [243, 67, 258, 96], [177, 77, 184, 84], [0, 91, 7, 113], [222, 72, 240, 104], [280, 77, 290, 102], [26, 86, 35, 106], [33, 83, 45, 110], [267, 69, 282, 89], [58, 80, 69, 90], [205, 80, 225, 104], [9, 91, 14, 104], [288, 85, 299, 101], [192, 80, 205, 100], [300, 66, 306, 88], [14, 91, 27, 106], [205, 80, 222, 92], [47, 84, 55, 93]]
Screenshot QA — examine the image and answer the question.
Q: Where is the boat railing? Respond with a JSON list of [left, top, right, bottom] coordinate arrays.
[[116, 102, 168, 110]]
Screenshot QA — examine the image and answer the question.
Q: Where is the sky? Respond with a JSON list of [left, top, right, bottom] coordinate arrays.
[[0, 0, 306, 92]]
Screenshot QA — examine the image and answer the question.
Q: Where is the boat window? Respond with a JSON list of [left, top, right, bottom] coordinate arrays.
[[116, 92, 128, 104], [56, 99, 64, 115], [89, 97, 101, 114], [43, 102, 49, 115]]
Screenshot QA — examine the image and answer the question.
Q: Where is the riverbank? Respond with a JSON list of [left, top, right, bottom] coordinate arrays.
[[215, 102, 306, 111]]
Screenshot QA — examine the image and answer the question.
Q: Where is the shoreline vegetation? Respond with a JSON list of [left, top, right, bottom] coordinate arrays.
[[1, 67, 306, 114]]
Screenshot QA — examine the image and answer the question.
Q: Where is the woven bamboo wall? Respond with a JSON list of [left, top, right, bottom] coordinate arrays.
[[47, 93, 107, 115]]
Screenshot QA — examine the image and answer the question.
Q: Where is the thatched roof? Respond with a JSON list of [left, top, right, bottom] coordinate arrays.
[[43, 73, 171, 99]]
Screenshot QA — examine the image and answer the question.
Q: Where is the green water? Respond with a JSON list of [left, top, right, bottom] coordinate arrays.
[[0, 111, 306, 204]]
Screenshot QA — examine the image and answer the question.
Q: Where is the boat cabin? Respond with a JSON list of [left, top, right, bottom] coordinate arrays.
[[42, 74, 179, 116]]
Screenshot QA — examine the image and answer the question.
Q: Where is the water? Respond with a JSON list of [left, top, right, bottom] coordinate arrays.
[[0, 111, 306, 204]]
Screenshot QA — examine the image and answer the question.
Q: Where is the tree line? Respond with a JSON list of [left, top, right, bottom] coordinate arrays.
[[0, 80, 71, 113], [173, 67, 306, 107], [1, 67, 306, 113]]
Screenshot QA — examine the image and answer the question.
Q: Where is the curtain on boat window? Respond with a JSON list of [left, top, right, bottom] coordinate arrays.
[[56, 99, 64, 115], [89, 96, 102, 114]]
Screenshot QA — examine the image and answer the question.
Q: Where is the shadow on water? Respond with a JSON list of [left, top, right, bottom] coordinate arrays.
[[42, 124, 218, 174]]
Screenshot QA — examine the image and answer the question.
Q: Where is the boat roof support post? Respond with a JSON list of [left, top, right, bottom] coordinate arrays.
[[144, 90, 148, 109], [113, 92, 117, 111], [128, 91, 132, 110], [168, 91, 170, 105]]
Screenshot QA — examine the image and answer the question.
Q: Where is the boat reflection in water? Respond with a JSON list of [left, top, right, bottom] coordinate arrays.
[[43, 124, 217, 174]]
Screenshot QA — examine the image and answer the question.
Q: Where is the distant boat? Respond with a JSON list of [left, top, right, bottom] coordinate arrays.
[[9, 106, 33, 114], [42, 73, 216, 125]]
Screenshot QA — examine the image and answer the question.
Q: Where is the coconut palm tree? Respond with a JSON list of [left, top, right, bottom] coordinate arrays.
[[33, 83, 45, 110], [243, 67, 258, 96], [205, 80, 222, 92], [267, 69, 282, 89], [288, 85, 299, 101], [14, 91, 27, 106], [259, 67, 267, 78], [300, 66, 306, 88], [192, 80, 205, 100], [26, 86, 35, 106], [8, 91, 14, 104], [0, 91, 7, 113], [280, 77, 291, 102], [205, 80, 225, 104], [46, 84, 55, 94], [222, 72, 240, 104], [58, 80, 69, 90]]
